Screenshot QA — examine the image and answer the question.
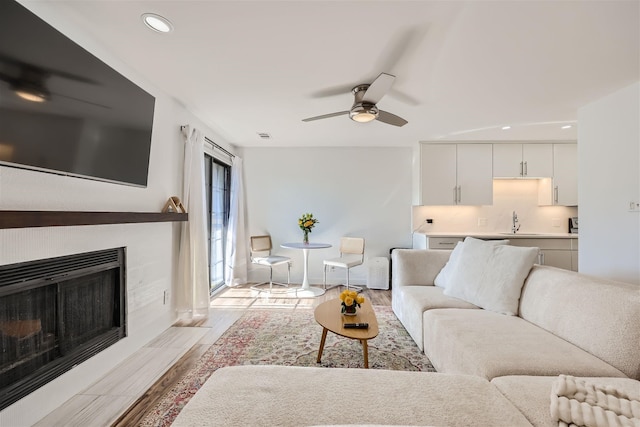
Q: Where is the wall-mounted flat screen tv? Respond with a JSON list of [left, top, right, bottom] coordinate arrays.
[[0, 0, 155, 187]]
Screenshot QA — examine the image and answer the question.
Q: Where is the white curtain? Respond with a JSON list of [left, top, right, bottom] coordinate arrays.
[[225, 156, 248, 286], [177, 125, 210, 319]]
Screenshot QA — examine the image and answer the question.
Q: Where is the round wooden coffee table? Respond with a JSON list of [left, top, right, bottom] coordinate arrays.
[[314, 298, 379, 368]]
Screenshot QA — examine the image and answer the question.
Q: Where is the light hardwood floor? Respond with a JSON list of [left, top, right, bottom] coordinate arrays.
[[33, 284, 391, 426]]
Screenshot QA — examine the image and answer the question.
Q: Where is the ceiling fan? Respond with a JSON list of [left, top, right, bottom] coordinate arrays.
[[0, 54, 106, 107], [302, 73, 408, 127]]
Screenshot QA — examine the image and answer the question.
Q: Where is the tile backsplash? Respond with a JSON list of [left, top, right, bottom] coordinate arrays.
[[412, 179, 578, 234]]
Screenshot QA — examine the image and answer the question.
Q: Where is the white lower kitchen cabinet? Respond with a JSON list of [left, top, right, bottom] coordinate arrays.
[[508, 238, 578, 271], [412, 233, 578, 272], [412, 234, 463, 249], [537, 250, 573, 270]]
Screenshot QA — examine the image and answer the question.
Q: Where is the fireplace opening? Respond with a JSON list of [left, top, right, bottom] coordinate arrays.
[[0, 248, 126, 410]]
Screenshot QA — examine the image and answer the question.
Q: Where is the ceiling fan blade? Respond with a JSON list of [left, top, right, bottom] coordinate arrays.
[[389, 88, 421, 106], [374, 25, 428, 79], [0, 54, 98, 85], [309, 84, 355, 99], [53, 91, 111, 109], [377, 110, 408, 127], [302, 111, 349, 122], [362, 73, 395, 104]]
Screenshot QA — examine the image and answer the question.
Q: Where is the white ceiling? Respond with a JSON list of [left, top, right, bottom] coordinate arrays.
[[25, 0, 640, 148]]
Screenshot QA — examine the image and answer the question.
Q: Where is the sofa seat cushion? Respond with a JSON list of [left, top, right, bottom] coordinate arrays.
[[423, 309, 627, 380], [172, 365, 533, 427], [392, 285, 479, 351], [491, 375, 640, 427]]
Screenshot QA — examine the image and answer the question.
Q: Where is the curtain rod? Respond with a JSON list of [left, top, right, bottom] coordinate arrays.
[[181, 125, 235, 158]]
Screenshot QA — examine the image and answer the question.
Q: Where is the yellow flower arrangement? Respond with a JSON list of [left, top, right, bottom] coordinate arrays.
[[339, 289, 365, 314], [298, 213, 319, 232], [298, 213, 318, 244]]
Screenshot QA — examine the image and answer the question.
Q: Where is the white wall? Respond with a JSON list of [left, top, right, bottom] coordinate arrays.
[[0, 4, 232, 425], [578, 82, 640, 285], [413, 179, 578, 234], [242, 147, 413, 286]]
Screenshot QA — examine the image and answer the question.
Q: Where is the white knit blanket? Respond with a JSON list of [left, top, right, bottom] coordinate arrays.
[[550, 375, 640, 427]]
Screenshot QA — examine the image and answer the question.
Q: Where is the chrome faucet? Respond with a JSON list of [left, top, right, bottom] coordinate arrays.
[[511, 211, 520, 234]]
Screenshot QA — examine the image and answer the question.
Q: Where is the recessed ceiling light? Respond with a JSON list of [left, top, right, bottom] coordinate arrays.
[[142, 13, 173, 33], [561, 125, 572, 129], [501, 126, 511, 130]]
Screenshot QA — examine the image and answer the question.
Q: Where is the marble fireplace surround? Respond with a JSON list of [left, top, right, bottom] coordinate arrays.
[[0, 211, 187, 425]]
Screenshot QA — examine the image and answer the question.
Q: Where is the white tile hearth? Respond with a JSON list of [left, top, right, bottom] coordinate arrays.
[[33, 326, 208, 427]]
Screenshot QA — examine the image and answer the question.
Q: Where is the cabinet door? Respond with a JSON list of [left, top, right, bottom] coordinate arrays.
[[493, 144, 523, 177], [539, 250, 573, 270], [421, 144, 457, 205], [523, 144, 553, 177], [427, 237, 464, 249], [553, 144, 578, 206], [457, 144, 493, 205]]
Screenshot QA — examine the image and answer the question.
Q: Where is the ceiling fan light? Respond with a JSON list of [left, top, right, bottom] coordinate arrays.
[[351, 111, 377, 123], [13, 84, 49, 103], [349, 103, 379, 123]]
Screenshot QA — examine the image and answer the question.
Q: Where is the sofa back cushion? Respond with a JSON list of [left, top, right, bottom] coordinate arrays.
[[519, 265, 640, 380], [443, 237, 538, 315], [391, 249, 452, 288], [434, 239, 510, 289]]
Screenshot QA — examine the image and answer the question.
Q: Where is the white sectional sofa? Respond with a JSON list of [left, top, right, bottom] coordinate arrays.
[[391, 245, 640, 381], [173, 238, 640, 427], [389, 239, 640, 426]]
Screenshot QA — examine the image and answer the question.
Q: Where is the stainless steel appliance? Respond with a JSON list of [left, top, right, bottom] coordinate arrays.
[[569, 217, 578, 234]]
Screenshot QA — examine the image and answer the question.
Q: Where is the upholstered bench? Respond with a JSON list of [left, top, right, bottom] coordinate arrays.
[[172, 365, 533, 426]]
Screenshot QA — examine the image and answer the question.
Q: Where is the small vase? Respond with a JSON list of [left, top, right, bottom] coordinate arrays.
[[303, 230, 309, 244], [342, 304, 357, 316]]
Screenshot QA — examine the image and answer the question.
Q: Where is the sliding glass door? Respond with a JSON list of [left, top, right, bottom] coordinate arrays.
[[204, 154, 231, 295]]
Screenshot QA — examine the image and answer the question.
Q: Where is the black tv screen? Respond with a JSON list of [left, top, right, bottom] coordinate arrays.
[[0, 0, 155, 187]]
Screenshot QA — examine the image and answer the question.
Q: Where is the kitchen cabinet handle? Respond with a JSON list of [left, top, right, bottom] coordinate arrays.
[[457, 186, 461, 204], [524, 161, 528, 176], [438, 242, 456, 246], [520, 161, 523, 176], [554, 186, 559, 204]]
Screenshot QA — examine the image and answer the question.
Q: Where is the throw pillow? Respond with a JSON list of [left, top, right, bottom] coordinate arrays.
[[443, 237, 538, 315], [434, 238, 510, 289], [433, 241, 463, 288]]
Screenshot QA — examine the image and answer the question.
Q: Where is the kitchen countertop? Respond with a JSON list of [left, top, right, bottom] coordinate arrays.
[[415, 232, 578, 239]]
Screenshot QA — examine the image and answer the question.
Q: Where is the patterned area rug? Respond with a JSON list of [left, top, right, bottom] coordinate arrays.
[[140, 306, 433, 426]]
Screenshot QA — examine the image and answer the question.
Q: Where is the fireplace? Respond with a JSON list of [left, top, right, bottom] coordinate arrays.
[[0, 248, 126, 410]]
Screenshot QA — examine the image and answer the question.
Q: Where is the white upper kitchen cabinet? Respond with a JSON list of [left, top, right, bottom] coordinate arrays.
[[552, 144, 578, 205], [538, 143, 578, 206], [420, 143, 493, 205], [493, 143, 553, 178]]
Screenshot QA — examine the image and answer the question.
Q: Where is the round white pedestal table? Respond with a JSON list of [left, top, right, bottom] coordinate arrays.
[[280, 242, 332, 297]]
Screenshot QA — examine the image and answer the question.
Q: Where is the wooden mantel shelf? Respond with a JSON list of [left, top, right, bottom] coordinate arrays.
[[0, 211, 188, 229]]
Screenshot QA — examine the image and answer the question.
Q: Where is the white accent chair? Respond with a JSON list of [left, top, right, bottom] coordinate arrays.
[[323, 237, 365, 290], [250, 235, 291, 293]]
